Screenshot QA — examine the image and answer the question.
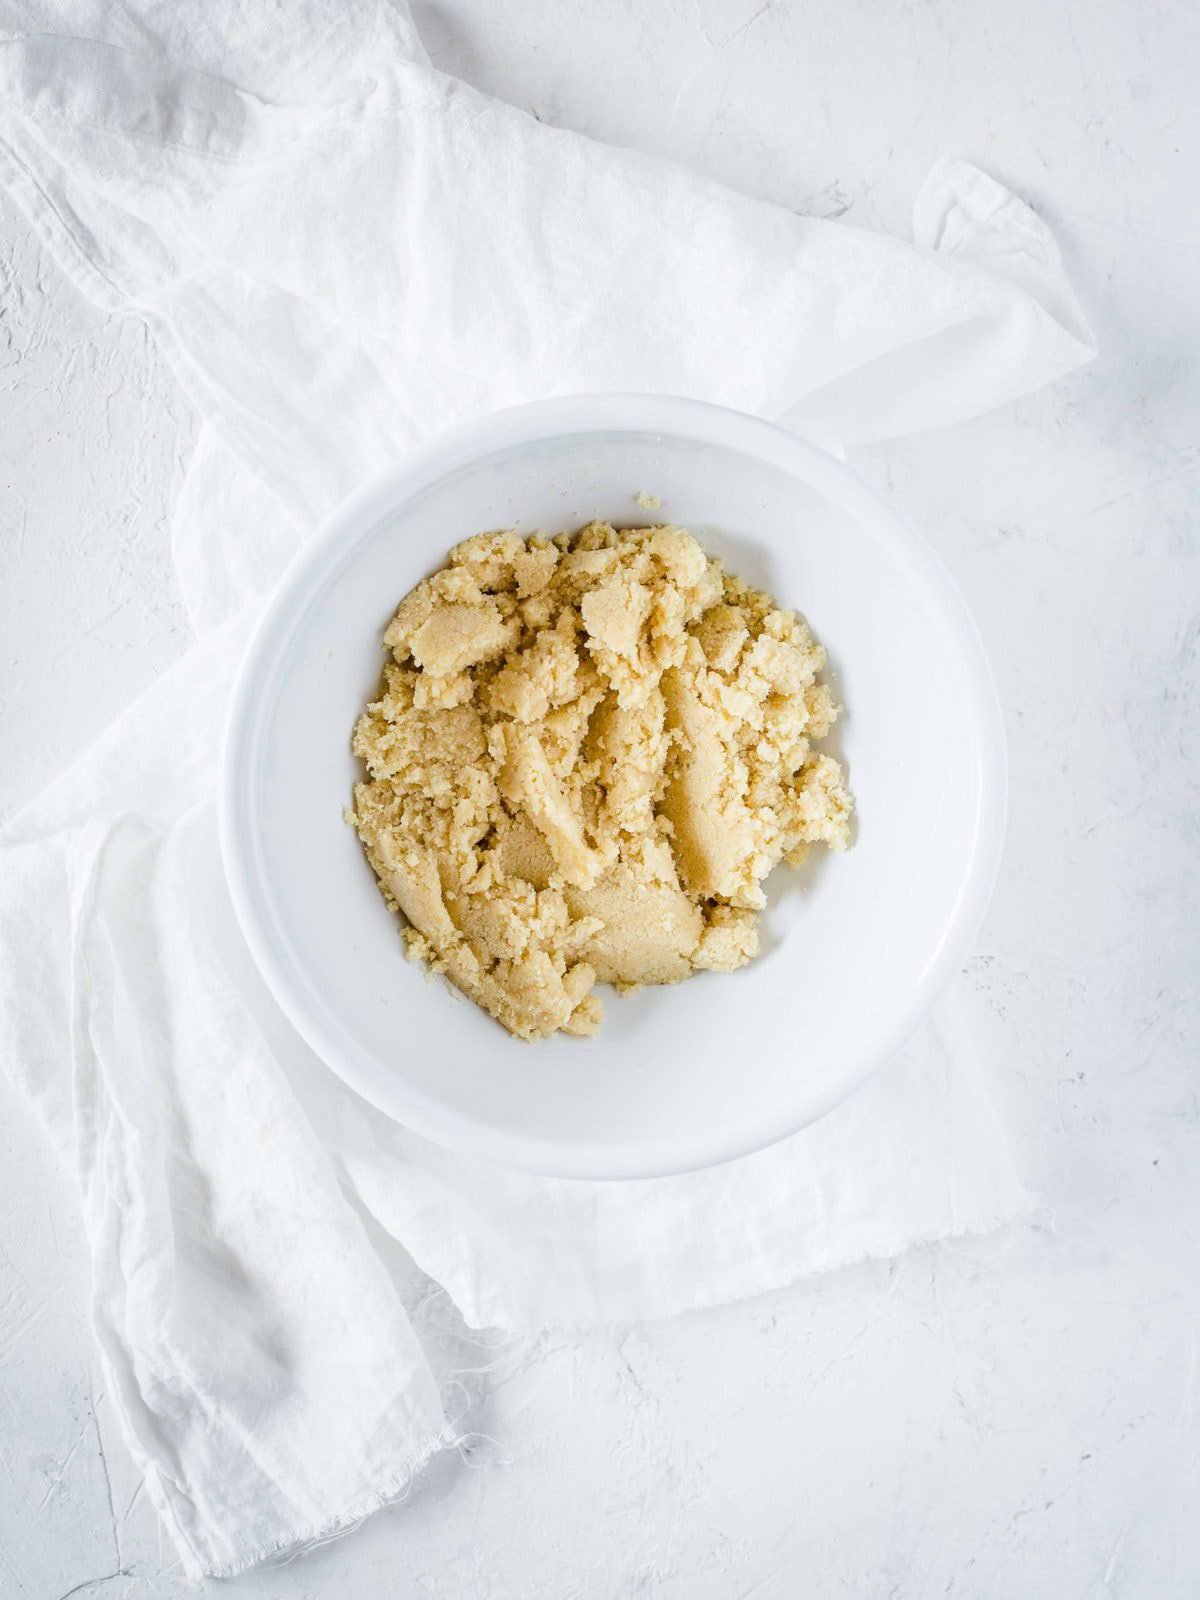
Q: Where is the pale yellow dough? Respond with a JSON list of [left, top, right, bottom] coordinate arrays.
[[351, 522, 852, 1041]]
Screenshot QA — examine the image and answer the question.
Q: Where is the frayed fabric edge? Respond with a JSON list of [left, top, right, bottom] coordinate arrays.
[[476, 1195, 1039, 1337], [194, 1424, 464, 1581], [639, 1198, 1040, 1329], [191, 1303, 522, 1578]]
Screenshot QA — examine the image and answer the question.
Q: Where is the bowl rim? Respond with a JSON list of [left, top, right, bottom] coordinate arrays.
[[220, 392, 1008, 1181]]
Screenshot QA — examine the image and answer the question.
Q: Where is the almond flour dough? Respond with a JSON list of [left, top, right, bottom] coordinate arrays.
[[350, 522, 852, 1041]]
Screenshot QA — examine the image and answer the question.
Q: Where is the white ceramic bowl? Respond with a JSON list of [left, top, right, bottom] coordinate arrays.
[[221, 394, 1005, 1181]]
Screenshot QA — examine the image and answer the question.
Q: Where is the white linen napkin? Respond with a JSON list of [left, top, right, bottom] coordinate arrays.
[[0, 0, 1093, 1577]]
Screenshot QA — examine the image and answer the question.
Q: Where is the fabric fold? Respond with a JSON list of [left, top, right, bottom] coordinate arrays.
[[74, 808, 453, 1579]]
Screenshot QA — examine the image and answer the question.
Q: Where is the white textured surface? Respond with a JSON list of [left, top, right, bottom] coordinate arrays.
[[1, 1, 1197, 1595]]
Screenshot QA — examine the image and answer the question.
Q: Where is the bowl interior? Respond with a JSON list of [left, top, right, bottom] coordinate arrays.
[[227, 411, 1001, 1178]]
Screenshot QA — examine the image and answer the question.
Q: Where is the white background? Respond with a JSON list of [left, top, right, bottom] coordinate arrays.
[[1, 1, 1197, 1595]]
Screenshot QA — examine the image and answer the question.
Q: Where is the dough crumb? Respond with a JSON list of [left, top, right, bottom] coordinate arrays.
[[351, 521, 852, 1041], [635, 491, 662, 509]]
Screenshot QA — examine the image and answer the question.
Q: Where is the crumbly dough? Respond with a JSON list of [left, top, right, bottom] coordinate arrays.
[[351, 522, 852, 1041]]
